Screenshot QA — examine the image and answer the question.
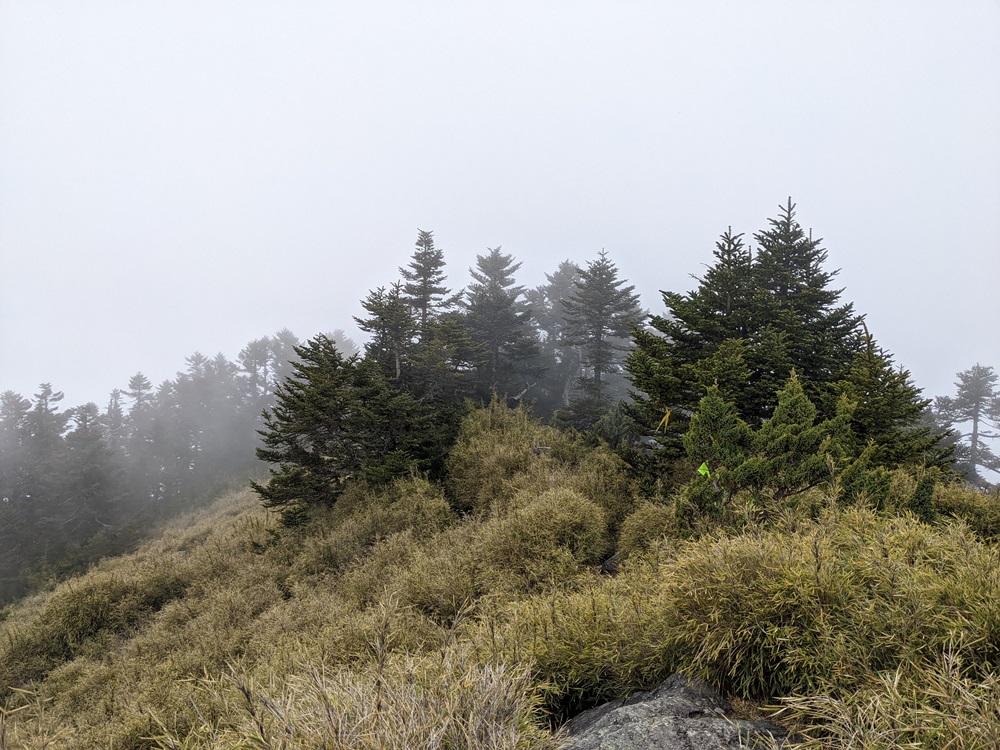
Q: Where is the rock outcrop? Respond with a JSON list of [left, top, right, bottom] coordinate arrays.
[[562, 674, 794, 750]]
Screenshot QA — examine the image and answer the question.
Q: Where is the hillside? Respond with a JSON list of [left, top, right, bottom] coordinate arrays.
[[2, 400, 999, 749]]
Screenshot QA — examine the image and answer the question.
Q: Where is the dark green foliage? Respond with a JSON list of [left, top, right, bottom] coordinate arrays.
[[909, 470, 939, 523], [679, 375, 855, 518], [833, 326, 938, 469], [251, 336, 451, 524], [563, 250, 644, 390], [628, 201, 936, 485], [399, 229, 458, 337], [252, 336, 368, 518], [463, 247, 542, 400], [526, 260, 582, 416], [628, 204, 863, 434], [354, 282, 416, 383]]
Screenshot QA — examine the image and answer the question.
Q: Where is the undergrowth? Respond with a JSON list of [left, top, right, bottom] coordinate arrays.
[[0, 402, 997, 748]]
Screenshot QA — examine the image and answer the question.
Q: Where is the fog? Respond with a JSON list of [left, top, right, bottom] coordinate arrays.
[[1, 1, 998, 407]]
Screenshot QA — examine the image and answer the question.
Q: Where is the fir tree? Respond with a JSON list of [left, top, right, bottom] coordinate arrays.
[[355, 283, 416, 383], [526, 260, 582, 414], [751, 198, 861, 401], [936, 364, 1000, 483], [62, 402, 121, 538], [833, 326, 937, 469], [251, 335, 441, 523], [563, 250, 645, 390], [463, 247, 541, 400], [252, 335, 364, 521], [627, 202, 933, 474], [399, 230, 457, 338]]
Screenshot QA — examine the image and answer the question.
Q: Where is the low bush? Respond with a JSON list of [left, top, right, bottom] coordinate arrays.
[[476, 488, 608, 594], [934, 481, 1000, 539], [0, 564, 188, 698], [775, 645, 1000, 749], [478, 506, 1000, 721], [617, 501, 676, 559], [150, 647, 561, 750], [446, 399, 581, 515]]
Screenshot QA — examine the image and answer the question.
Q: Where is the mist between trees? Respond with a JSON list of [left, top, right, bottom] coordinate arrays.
[[1, 201, 996, 605]]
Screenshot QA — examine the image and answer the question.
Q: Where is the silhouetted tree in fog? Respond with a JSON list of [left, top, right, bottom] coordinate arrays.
[[936, 364, 1000, 483], [463, 247, 541, 400]]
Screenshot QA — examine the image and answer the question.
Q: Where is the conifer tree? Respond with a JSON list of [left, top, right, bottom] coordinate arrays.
[[526, 260, 581, 414], [355, 283, 416, 383], [563, 250, 645, 390], [251, 335, 441, 522], [936, 364, 1000, 482], [399, 230, 457, 338], [252, 335, 364, 521], [463, 247, 541, 400], [751, 199, 861, 399], [833, 327, 937, 468], [62, 402, 121, 538], [629, 202, 872, 449]]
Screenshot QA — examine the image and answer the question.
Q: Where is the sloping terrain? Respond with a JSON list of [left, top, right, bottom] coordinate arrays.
[[2, 403, 999, 749]]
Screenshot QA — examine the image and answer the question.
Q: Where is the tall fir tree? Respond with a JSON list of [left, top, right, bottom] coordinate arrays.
[[252, 336, 366, 521], [462, 247, 541, 400], [399, 229, 457, 338], [526, 260, 582, 415], [355, 283, 417, 383], [252, 334, 441, 523], [563, 250, 645, 390], [936, 364, 1000, 483], [62, 402, 122, 539], [751, 198, 861, 401]]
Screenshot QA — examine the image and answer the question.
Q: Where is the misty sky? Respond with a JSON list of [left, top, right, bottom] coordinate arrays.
[[1, 1, 998, 410]]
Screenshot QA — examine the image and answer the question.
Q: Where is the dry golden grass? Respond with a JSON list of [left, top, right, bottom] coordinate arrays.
[[0, 404, 998, 749]]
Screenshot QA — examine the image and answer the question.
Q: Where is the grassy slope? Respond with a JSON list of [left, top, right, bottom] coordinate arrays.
[[2, 402, 1000, 749]]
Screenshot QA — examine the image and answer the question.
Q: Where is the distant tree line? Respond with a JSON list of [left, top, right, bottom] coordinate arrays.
[[0, 328, 331, 603]]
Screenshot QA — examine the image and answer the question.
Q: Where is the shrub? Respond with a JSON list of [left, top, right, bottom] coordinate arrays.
[[564, 447, 638, 535], [476, 488, 608, 593], [150, 648, 560, 750], [618, 501, 676, 559], [0, 565, 187, 698], [934, 482, 1000, 539], [446, 399, 578, 515], [775, 645, 1000, 749], [478, 506, 1000, 720]]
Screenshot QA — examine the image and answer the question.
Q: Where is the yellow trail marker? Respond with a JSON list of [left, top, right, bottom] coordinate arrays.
[[656, 406, 671, 432]]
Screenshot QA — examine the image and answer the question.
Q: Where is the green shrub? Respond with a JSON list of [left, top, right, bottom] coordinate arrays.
[[934, 482, 1000, 539], [618, 501, 676, 559], [152, 647, 560, 750], [293, 476, 454, 577], [0, 565, 187, 697], [479, 506, 1000, 721], [393, 523, 483, 625], [564, 447, 638, 534], [476, 488, 608, 593], [776, 646, 1000, 749], [446, 399, 578, 515]]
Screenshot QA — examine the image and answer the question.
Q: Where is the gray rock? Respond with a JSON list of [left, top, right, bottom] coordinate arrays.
[[562, 674, 793, 750]]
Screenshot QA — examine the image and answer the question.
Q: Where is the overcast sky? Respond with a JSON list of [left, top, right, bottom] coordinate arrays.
[[1, 1, 998, 411]]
